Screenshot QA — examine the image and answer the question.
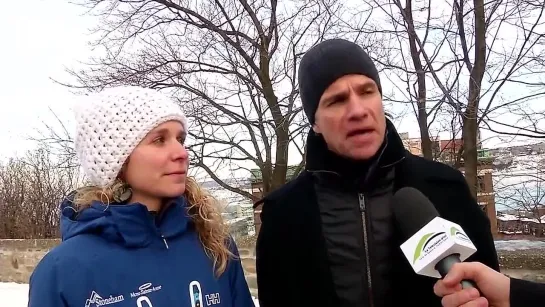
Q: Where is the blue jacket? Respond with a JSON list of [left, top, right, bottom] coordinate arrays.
[[28, 196, 255, 307]]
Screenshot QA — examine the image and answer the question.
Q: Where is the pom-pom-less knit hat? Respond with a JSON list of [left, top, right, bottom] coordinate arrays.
[[74, 86, 188, 188], [298, 39, 382, 124]]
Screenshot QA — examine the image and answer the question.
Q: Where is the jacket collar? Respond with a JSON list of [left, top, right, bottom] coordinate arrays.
[[60, 196, 191, 248], [304, 118, 406, 186]]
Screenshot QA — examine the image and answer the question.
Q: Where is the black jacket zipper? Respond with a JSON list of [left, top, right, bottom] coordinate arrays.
[[359, 193, 373, 307]]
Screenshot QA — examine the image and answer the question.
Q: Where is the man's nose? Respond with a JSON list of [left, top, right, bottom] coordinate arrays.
[[346, 94, 368, 120]]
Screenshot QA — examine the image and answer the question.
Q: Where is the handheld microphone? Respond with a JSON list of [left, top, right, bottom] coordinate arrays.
[[392, 187, 479, 291]]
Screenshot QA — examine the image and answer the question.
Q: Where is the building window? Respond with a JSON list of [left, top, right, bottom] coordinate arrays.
[[477, 175, 486, 192]]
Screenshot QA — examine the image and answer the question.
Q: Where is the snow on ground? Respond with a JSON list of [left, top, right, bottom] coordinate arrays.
[[1, 282, 28, 307], [0, 282, 260, 307], [494, 239, 545, 251]]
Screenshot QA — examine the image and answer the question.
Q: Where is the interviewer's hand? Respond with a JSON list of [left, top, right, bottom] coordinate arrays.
[[433, 262, 510, 307]]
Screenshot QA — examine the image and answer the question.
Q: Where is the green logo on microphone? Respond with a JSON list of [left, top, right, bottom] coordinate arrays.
[[413, 231, 448, 263], [450, 226, 471, 243]]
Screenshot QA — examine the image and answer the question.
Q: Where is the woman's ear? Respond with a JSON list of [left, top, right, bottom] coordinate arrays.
[[116, 159, 130, 181]]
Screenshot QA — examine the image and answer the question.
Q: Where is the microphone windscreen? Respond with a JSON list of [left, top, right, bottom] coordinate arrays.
[[391, 187, 440, 238]]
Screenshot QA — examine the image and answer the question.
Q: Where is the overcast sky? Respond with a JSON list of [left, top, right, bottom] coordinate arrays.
[[0, 1, 94, 160]]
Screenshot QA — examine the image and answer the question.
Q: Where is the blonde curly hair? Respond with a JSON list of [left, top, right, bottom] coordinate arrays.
[[72, 176, 234, 276]]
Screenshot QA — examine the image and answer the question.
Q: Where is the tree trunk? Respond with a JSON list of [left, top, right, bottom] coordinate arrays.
[[462, 110, 478, 198], [405, 0, 432, 159], [271, 124, 290, 192], [259, 41, 288, 196], [418, 105, 432, 159], [463, 0, 486, 198]]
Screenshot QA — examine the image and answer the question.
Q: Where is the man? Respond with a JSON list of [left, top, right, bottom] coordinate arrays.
[[434, 262, 545, 307], [255, 38, 500, 307]]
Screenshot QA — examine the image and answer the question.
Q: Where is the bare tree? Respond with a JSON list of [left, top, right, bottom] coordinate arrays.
[[353, 0, 545, 196], [53, 0, 356, 201], [30, 107, 78, 170], [0, 146, 81, 239], [0, 158, 26, 238]]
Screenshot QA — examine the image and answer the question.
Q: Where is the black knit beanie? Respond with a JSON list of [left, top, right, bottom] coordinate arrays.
[[298, 39, 382, 124]]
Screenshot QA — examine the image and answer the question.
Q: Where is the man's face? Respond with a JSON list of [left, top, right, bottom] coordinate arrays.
[[313, 74, 386, 160]]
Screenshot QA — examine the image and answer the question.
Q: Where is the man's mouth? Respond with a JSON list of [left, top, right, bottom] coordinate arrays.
[[347, 128, 374, 138]]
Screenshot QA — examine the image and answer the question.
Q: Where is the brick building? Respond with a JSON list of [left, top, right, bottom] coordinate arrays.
[[434, 136, 498, 236], [399, 132, 440, 157], [497, 213, 545, 236], [456, 151, 498, 236]]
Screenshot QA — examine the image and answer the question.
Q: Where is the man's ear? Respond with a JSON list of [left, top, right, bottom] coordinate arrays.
[[312, 122, 321, 134]]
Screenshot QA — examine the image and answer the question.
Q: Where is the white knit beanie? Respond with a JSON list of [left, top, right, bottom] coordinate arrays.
[[74, 86, 188, 187]]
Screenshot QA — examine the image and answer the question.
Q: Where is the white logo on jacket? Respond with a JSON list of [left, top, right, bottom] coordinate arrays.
[[84, 290, 125, 307], [189, 281, 203, 307], [205, 293, 221, 305], [189, 280, 222, 306], [130, 282, 163, 298]]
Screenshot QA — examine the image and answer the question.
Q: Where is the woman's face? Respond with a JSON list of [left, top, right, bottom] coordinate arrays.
[[123, 120, 189, 199]]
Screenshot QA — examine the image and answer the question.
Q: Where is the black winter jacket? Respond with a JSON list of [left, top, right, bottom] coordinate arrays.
[[255, 121, 500, 307], [511, 278, 545, 306]]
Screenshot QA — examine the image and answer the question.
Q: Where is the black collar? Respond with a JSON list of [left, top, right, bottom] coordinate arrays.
[[305, 119, 406, 185]]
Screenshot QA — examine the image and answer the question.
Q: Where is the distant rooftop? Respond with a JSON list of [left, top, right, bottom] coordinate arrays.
[[250, 165, 301, 182]]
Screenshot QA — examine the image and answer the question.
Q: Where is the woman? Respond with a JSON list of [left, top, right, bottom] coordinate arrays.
[[28, 86, 255, 307]]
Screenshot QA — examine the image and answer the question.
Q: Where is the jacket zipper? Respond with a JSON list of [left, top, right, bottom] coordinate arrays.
[[359, 193, 373, 307], [156, 223, 169, 249], [152, 210, 170, 249], [161, 234, 169, 249]]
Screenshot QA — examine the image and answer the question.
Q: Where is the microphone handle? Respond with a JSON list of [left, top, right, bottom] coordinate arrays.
[[460, 279, 478, 289], [435, 254, 480, 292]]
